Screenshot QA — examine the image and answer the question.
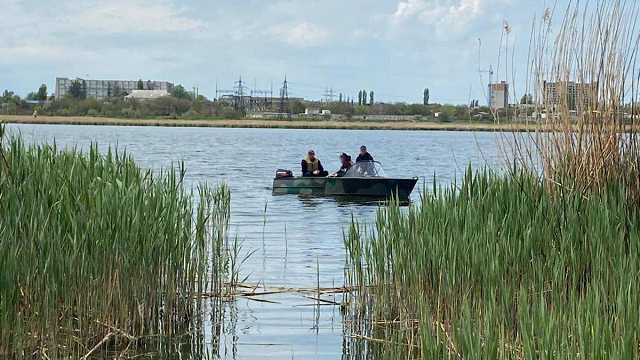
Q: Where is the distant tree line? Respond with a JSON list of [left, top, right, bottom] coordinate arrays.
[[2, 84, 537, 122], [1, 83, 239, 120]]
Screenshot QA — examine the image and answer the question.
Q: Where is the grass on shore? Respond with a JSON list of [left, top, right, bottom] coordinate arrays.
[[0, 115, 533, 132], [0, 126, 231, 358]]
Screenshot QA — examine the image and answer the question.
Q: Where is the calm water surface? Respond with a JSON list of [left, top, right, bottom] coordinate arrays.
[[7, 124, 501, 359]]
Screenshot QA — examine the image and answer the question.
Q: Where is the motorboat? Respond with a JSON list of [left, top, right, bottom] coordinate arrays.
[[272, 161, 418, 200]]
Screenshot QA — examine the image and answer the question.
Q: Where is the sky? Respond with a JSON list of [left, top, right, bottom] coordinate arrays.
[[0, 0, 562, 104]]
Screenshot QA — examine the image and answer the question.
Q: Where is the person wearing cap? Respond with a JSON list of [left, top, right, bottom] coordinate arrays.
[[330, 153, 354, 177], [301, 150, 328, 177], [356, 145, 374, 163]]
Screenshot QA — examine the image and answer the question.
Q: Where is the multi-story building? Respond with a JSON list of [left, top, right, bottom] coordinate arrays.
[[542, 81, 593, 109], [55, 77, 174, 100], [489, 81, 509, 109]]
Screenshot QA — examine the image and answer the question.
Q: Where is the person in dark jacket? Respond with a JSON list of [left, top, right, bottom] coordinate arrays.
[[356, 145, 374, 162], [301, 150, 328, 177], [331, 153, 354, 177]]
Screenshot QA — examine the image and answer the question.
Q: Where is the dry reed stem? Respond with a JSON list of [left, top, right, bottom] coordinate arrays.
[[504, 0, 640, 198]]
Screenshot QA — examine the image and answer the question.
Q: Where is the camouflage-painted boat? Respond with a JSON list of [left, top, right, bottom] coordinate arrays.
[[272, 161, 418, 200]]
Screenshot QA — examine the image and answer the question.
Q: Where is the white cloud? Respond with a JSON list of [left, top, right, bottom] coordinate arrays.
[[392, 0, 424, 23], [270, 22, 330, 46], [389, 0, 486, 40], [71, 1, 202, 33], [0, 43, 69, 65]]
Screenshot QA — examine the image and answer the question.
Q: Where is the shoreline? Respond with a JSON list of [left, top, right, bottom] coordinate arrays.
[[0, 115, 535, 132]]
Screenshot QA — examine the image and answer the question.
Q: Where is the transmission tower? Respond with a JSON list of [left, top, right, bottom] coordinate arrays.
[[323, 86, 335, 104], [234, 76, 249, 115], [278, 76, 291, 120]]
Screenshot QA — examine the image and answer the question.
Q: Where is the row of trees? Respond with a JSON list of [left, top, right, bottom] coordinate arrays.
[[357, 90, 374, 106], [2, 85, 238, 119], [41, 96, 231, 119], [2, 83, 512, 122], [334, 88, 432, 107], [293, 99, 494, 121], [335, 91, 375, 106]]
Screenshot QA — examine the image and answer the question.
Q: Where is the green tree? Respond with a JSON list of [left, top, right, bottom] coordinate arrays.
[[339, 93, 343, 103], [36, 84, 47, 101], [170, 85, 190, 100], [220, 107, 239, 119], [107, 83, 112, 98], [423, 88, 430, 105], [344, 108, 354, 119], [68, 81, 86, 99], [137, 79, 144, 90], [362, 89, 367, 105], [290, 100, 306, 115], [355, 105, 372, 115], [369, 91, 374, 106], [520, 93, 533, 104], [358, 91, 362, 106], [2, 90, 15, 102]]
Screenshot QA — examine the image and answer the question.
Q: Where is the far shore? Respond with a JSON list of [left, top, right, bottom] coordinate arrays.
[[0, 115, 537, 132]]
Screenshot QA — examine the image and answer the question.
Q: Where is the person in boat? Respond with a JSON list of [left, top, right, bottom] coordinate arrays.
[[330, 153, 354, 177], [356, 145, 374, 163], [301, 150, 329, 177]]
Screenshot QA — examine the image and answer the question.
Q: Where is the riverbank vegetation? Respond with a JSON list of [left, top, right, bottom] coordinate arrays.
[[344, 1, 640, 358], [1, 91, 504, 122], [0, 126, 231, 358], [345, 170, 640, 359]]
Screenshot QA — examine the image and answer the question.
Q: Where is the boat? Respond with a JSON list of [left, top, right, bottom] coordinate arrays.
[[272, 161, 418, 200]]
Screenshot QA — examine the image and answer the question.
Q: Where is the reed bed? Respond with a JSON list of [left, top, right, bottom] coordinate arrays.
[[344, 2, 640, 358], [344, 169, 640, 359], [506, 0, 640, 198], [0, 126, 230, 358]]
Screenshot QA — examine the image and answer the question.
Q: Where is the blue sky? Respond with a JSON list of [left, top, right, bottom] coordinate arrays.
[[1, 0, 561, 104]]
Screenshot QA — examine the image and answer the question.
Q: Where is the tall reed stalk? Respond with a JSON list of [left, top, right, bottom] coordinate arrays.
[[506, 0, 640, 199], [0, 126, 230, 358]]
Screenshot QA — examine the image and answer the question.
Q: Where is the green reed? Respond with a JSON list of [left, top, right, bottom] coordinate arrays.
[[0, 126, 230, 358], [344, 169, 640, 359]]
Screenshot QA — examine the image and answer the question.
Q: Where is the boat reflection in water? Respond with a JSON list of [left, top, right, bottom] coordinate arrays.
[[272, 161, 418, 202]]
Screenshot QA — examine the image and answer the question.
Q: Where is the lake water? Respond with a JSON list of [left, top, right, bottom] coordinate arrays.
[[6, 124, 501, 359]]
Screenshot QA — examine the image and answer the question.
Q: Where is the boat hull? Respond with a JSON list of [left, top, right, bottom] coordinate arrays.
[[272, 177, 327, 196], [272, 177, 418, 200]]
